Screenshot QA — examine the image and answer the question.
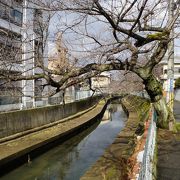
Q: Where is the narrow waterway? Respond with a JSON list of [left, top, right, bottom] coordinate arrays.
[[1, 103, 126, 180]]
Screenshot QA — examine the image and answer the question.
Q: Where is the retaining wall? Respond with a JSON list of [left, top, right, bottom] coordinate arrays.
[[0, 96, 102, 139], [81, 95, 151, 180]]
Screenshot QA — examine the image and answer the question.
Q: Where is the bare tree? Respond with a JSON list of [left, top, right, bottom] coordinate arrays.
[[1, 0, 180, 128], [109, 71, 144, 94]]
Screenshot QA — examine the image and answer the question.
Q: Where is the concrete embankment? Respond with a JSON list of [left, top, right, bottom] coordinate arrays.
[[0, 96, 101, 140], [0, 98, 108, 176], [81, 95, 150, 180]]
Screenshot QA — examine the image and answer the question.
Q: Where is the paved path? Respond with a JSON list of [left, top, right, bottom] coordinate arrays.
[[157, 101, 180, 180]]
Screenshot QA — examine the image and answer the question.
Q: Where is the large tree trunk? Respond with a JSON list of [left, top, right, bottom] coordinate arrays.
[[137, 71, 174, 129]]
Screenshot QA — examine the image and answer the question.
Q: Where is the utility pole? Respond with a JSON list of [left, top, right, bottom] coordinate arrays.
[[166, 0, 175, 111]]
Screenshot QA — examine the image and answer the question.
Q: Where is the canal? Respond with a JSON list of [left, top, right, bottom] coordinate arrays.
[[1, 103, 127, 180]]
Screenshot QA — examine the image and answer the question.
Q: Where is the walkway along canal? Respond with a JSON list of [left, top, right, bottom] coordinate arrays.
[[1, 102, 127, 180]]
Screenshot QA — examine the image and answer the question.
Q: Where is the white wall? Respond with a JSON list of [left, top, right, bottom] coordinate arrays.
[[175, 89, 180, 101]]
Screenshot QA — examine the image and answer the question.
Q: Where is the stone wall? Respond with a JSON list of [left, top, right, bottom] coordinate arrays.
[[0, 96, 101, 139]]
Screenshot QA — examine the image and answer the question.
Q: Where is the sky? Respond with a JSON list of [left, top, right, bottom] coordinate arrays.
[[47, 0, 180, 60]]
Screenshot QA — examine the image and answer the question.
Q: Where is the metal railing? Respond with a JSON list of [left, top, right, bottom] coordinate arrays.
[[138, 107, 157, 180], [0, 90, 95, 111]]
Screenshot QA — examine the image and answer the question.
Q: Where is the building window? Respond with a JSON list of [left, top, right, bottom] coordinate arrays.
[[10, 9, 22, 26], [33, 9, 43, 35], [0, 32, 22, 64], [0, 3, 6, 17], [35, 40, 43, 66], [13, 9, 22, 25], [164, 69, 167, 74], [0, 78, 22, 105], [0, 2, 22, 26], [14, 0, 23, 4], [35, 79, 43, 101], [0, 4, 10, 20]]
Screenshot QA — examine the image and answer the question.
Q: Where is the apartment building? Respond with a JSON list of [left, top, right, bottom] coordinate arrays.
[[159, 55, 180, 100], [0, 0, 48, 110], [160, 56, 180, 91]]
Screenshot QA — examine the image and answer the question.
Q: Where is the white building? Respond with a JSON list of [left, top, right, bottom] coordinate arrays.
[[91, 72, 111, 93], [0, 0, 48, 110], [160, 55, 180, 92]]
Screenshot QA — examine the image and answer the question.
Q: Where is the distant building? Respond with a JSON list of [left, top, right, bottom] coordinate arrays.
[[160, 55, 180, 92], [0, 0, 48, 110], [91, 72, 111, 93], [48, 32, 71, 103], [48, 32, 69, 73]]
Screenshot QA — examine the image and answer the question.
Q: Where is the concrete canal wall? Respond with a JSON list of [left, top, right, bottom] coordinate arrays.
[[81, 95, 151, 180], [0, 96, 102, 139], [0, 98, 108, 175]]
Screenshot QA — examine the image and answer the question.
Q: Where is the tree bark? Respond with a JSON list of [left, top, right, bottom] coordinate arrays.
[[137, 71, 174, 128]]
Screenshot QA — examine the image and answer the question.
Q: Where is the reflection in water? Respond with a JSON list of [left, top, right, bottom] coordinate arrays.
[[109, 104, 118, 113], [101, 110, 111, 121], [1, 104, 126, 180]]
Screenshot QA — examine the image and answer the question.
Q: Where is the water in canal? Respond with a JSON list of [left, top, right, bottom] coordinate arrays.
[[1, 103, 126, 180]]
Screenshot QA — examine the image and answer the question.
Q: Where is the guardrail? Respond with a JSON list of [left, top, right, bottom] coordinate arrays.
[[138, 107, 157, 180], [0, 90, 94, 112]]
